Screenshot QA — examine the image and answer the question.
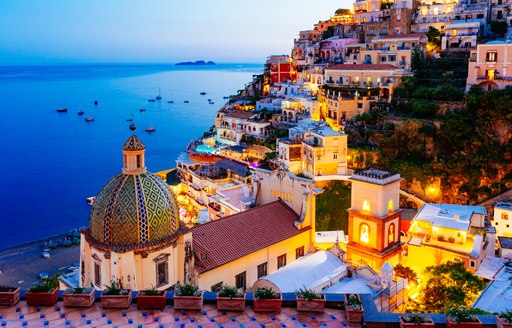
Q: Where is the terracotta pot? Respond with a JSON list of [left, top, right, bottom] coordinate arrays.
[[296, 296, 326, 312], [344, 296, 364, 323], [399, 316, 435, 328], [26, 289, 59, 306], [253, 297, 282, 312], [0, 287, 20, 307], [136, 291, 167, 310], [173, 291, 203, 311], [217, 293, 246, 311], [63, 290, 95, 308], [497, 316, 512, 328], [446, 316, 483, 328], [100, 290, 132, 309]]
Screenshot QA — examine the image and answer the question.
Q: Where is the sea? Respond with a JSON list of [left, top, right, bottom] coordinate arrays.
[[0, 63, 262, 250]]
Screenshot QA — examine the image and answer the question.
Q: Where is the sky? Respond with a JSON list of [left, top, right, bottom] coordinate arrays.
[[0, 0, 352, 65]]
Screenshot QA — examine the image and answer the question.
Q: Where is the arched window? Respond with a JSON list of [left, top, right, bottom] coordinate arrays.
[[360, 223, 370, 244], [388, 224, 395, 244]]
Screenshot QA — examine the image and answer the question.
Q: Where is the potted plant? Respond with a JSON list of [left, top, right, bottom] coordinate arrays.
[[344, 294, 364, 323], [173, 283, 203, 311], [497, 309, 512, 328], [136, 286, 167, 310], [63, 287, 95, 308], [253, 287, 282, 312], [399, 314, 435, 328], [446, 306, 482, 328], [25, 274, 59, 306], [0, 285, 21, 306], [100, 280, 132, 309], [296, 287, 326, 312], [217, 285, 246, 311]]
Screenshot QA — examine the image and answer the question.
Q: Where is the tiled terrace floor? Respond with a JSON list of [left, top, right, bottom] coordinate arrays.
[[0, 302, 349, 327]]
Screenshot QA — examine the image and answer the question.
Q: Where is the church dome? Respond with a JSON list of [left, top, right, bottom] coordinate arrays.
[[88, 133, 180, 246]]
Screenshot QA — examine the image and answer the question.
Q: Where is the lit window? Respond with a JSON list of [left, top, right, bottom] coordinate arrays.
[[362, 200, 371, 213], [360, 224, 370, 244], [486, 52, 497, 62], [502, 213, 509, 220], [388, 224, 395, 244]]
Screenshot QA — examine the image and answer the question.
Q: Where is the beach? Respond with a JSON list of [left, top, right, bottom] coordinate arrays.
[[0, 233, 79, 289]]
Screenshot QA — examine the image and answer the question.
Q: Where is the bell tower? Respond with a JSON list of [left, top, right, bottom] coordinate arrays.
[[346, 169, 402, 271]]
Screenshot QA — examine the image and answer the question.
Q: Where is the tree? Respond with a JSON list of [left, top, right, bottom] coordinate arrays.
[[411, 261, 485, 313], [394, 264, 418, 284], [322, 26, 335, 40], [335, 8, 351, 16], [411, 48, 426, 71], [490, 20, 508, 38]]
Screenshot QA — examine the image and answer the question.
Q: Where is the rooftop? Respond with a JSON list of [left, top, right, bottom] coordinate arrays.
[[192, 200, 310, 273], [472, 265, 512, 313], [0, 297, 348, 327], [350, 169, 401, 186], [223, 110, 255, 120], [495, 202, 512, 211], [413, 203, 487, 231]]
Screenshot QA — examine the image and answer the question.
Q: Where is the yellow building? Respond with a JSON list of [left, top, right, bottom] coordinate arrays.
[[276, 121, 349, 180], [405, 203, 492, 273], [346, 169, 403, 272]]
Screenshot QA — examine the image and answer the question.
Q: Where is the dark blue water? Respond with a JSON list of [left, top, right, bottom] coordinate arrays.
[[0, 63, 261, 250]]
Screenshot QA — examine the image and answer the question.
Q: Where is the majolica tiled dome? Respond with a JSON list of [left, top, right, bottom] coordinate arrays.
[[89, 134, 180, 245]]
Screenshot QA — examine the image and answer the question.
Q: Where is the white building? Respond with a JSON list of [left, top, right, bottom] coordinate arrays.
[[493, 202, 512, 237]]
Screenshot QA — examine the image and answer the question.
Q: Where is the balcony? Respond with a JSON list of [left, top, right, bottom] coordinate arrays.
[[444, 32, 478, 37]]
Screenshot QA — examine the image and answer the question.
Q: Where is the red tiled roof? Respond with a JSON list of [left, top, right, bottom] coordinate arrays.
[[327, 64, 397, 71], [192, 200, 310, 273]]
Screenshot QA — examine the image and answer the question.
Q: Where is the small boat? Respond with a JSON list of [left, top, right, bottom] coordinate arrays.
[[140, 108, 146, 112], [184, 100, 189, 103], [168, 101, 174, 104], [85, 117, 94, 122], [156, 88, 162, 100], [209, 102, 215, 105], [223, 96, 230, 99], [126, 118, 133, 122], [86, 196, 96, 205], [77, 110, 84, 115], [42, 252, 50, 259], [148, 99, 156, 102], [145, 126, 156, 132], [94, 100, 98, 105], [207, 99, 211, 101], [39, 272, 49, 279], [57, 108, 68, 113], [200, 92, 207, 95]]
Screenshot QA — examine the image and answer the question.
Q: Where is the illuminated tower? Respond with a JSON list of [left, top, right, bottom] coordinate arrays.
[[346, 169, 402, 271]]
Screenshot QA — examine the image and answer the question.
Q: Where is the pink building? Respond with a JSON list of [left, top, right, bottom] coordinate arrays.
[[466, 40, 512, 91]]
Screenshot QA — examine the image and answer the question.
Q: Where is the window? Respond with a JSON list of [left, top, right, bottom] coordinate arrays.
[[277, 254, 287, 269], [369, 29, 374, 36], [382, 28, 388, 35], [360, 223, 370, 244], [502, 213, 509, 220], [257, 262, 268, 279], [470, 260, 476, 268], [154, 254, 170, 287], [388, 224, 395, 244], [156, 261, 168, 287], [452, 29, 457, 36], [211, 282, 223, 292], [486, 51, 497, 62], [334, 153, 338, 160], [94, 262, 101, 287], [296, 246, 305, 259], [235, 272, 247, 290], [136, 155, 141, 168]]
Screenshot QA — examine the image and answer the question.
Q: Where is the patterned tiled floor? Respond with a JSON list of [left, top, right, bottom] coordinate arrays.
[[0, 302, 350, 327]]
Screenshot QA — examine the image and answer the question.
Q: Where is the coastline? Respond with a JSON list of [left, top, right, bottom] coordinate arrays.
[[0, 231, 80, 289]]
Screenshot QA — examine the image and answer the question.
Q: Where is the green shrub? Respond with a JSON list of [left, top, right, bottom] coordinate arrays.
[[174, 283, 201, 297], [254, 287, 280, 300], [218, 285, 244, 298], [296, 287, 322, 301]]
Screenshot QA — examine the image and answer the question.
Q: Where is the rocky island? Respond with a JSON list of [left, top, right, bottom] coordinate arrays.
[[175, 60, 215, 66]]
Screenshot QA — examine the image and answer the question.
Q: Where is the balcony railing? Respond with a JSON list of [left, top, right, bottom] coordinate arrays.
[[444, 32, 478, 37]]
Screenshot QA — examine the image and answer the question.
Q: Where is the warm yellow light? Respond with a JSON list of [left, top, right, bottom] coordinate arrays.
[[362, 200, 371, 212], [433, 226, 439, 232]]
